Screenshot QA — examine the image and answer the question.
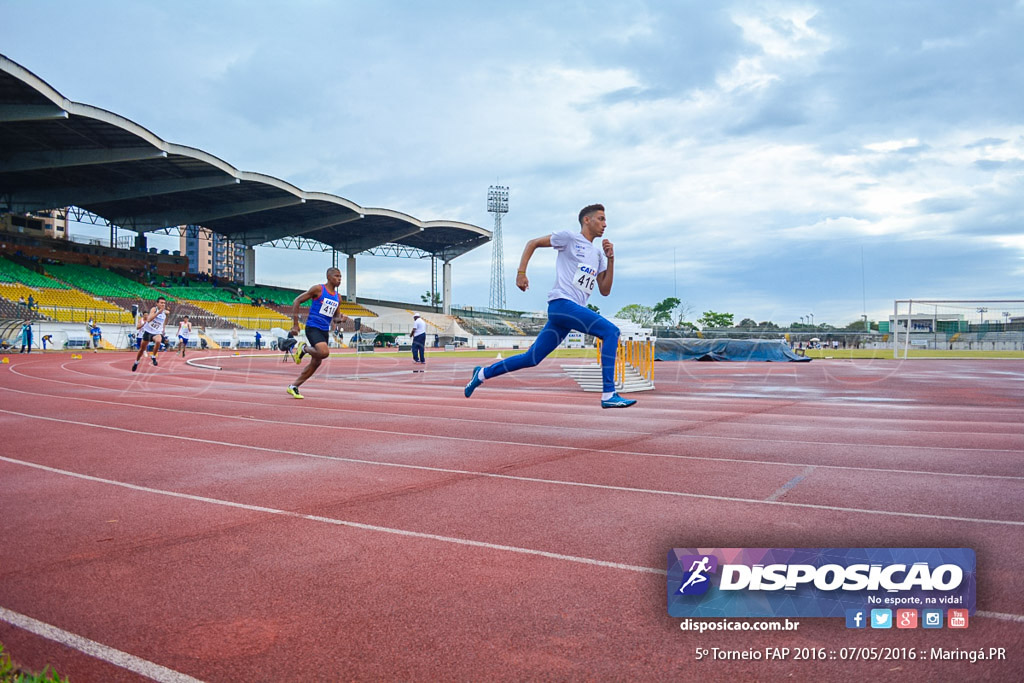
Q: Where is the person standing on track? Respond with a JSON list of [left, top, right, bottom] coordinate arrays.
[[175, 315, 192, 357], [464, 203, 636, 408], [286, 267, 347, 399], [19, 319, 32, 354], [411, 313, 427, 365], [132, 296, 169, 372], [89, 320, 102, 353]]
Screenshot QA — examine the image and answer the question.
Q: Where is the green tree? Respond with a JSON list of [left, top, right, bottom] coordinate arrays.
[[843, 319, 873, 332], [697, 311, 734, 329], [738, 318, 758, 329], [652, 297, 681, 324], [587, 303, 600, 314], [615, 304, 656, 326], [420, 290, 441, 306]]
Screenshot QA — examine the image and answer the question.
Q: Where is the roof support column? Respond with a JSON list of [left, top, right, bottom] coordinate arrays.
[[243, 245, 256, 287], [134, 232, 147, 252], [442, 260, 452, 315], [346, 255, 357, 303]]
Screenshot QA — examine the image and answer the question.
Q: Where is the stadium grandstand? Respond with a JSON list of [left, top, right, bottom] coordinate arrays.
[[0, 52, 552, 352], [0, 233, 548, 352]]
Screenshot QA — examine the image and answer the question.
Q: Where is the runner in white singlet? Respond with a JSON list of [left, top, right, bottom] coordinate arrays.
[[175, 316, 192, 357], [132, 296, 169, 372]]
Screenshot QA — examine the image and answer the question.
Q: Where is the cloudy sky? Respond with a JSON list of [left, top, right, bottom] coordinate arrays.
[[3, 0, 1022, 326]]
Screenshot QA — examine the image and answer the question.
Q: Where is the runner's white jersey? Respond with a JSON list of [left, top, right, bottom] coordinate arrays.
[[142, 309, 168, 335], [177, 322, 191, 339], [546, 230, 607, 306]]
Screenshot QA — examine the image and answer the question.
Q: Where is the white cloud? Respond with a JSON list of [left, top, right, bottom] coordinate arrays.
[[2, 0, 1023, 324]]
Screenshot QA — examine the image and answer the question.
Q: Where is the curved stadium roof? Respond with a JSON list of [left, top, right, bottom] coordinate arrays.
[[0, 54, 490, 260]]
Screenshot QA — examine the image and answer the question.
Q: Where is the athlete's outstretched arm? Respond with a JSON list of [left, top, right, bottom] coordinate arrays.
[[515, 235, 552, 292], [290, 284, 322, 335]]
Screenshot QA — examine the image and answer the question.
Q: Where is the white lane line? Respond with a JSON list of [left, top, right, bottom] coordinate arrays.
[[0, 456, 661, 575], [0, 606, 203, 683], [977, 610, 1024, 623], [2, 419, 1023, 527], [14, 360, 1024, 436], [14, 363, 1024, 453], [2, 388, 1022, 483], [4, 458, 1024, 628]]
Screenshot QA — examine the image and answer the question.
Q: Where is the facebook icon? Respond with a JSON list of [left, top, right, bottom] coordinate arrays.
[[845, 609, 867, 629]]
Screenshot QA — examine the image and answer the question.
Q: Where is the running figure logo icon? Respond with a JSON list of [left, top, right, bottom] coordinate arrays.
[[677, 555, 718, 595]]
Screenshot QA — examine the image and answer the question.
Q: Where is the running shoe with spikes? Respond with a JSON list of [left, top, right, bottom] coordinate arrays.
[[286, 385, 304, 399], [464, 366, 483, 398], [292, 344, 306, 365], [131, 361, 138, 372], [151, 356, 158, 367], [601, 393, 637, 409]]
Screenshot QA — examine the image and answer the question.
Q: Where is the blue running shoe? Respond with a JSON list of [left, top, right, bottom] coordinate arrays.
[[601, 393, 637, 409], [465, 366, 483, 398]]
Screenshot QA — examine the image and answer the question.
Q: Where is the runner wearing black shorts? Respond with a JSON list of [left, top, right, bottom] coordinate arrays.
[[286, 268, 347, 399]]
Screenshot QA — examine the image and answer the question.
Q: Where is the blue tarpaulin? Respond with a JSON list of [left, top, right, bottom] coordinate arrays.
[[654, 338, 811, 362]]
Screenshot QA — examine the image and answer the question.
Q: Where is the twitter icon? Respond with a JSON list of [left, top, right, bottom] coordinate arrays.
[[870, 609, 892, 629]]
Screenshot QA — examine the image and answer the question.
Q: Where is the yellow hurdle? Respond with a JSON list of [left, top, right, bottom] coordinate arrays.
[[595, 335, 656, 391]]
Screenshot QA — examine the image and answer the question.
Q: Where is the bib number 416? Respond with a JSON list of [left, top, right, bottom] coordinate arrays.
[[574, 265, 597, 294]]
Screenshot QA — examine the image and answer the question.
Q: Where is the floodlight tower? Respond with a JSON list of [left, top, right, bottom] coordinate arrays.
[[487, 185, 509, 310]]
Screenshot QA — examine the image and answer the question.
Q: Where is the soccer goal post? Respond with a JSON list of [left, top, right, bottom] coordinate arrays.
[[891, 299, 1024, 358]]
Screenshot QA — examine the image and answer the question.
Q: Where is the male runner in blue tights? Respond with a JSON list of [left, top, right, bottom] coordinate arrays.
[[465, 203, 636, 408]]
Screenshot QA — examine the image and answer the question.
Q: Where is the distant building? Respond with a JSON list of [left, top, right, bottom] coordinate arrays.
[[0, 209, 69, 240], [180, 226, 246, 281], [887, 312, 967, 334]]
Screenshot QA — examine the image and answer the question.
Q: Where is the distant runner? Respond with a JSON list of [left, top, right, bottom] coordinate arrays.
[[176, 315, 192, 357], [133, 297, 168, 372], [286, 267, 347, 399]]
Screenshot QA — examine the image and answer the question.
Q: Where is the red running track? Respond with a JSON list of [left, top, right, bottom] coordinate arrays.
[[1, 351, 1022, 681]]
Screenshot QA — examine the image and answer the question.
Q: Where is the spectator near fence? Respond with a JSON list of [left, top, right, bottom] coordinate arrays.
[[19, 320, 33, 353], [90, 321, 102, 352]]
